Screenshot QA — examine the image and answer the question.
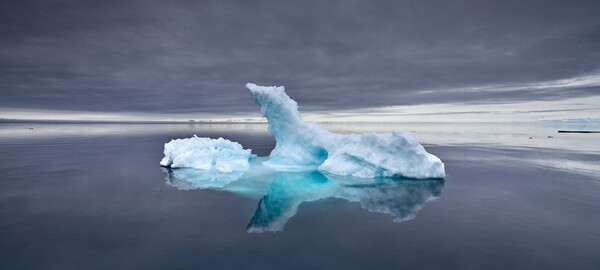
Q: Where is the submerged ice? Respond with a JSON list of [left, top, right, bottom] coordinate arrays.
[[246, 83, 445, 179]]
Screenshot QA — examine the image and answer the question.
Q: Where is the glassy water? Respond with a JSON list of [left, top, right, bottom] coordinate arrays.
[[162, 161, 444, 233], [0, 123, 599, 269]]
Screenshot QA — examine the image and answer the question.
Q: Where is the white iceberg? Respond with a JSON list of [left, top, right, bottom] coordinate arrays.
[[160, 136, 255, 173], [160, 84, 445, 179], [246, 83, 445, 179]]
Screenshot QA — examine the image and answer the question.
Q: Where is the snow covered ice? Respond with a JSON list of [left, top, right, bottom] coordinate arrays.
[[160, 136, 255, 173], [246, 83, 445, 179]]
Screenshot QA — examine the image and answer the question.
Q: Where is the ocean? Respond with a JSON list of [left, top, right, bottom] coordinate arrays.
[[0, 122, 598, 269]]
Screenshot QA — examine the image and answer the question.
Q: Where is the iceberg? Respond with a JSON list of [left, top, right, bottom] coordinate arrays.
[[160, 136, 255, 173], [159, 83, 447, 232], [246, 83, 445, 179]]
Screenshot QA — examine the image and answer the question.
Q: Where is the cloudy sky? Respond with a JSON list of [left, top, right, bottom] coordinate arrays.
[[1, 0, 599, 122]]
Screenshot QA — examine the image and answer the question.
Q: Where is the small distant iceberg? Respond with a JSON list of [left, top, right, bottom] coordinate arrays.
[[161, 83, 445, 179]]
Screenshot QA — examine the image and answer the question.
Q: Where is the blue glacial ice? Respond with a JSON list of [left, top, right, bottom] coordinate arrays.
[[160, 83, 445, 179], [159, 83, 446, 232], [246, 83, 445, 179]]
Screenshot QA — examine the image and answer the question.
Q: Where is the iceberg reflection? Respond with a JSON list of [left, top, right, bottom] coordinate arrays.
[[162, 164, 444, 233]]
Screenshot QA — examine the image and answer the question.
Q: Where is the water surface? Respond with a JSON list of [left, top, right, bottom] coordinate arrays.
[[0, 122, 599, 269]]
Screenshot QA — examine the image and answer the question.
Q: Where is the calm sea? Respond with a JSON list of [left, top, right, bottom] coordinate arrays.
[[0, 122, 599, 269]]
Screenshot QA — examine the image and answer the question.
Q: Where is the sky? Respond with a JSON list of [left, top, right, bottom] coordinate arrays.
[[1, 0, 599, 122]]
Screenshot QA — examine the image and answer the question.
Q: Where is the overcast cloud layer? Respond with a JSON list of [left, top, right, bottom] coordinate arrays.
[[1, 0, 599, 117]]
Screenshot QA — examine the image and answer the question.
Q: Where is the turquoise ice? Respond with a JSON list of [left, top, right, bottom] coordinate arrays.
[[161, 83, 445, 179], [246, 83, 445, 179], [160, 83, 446, 232]]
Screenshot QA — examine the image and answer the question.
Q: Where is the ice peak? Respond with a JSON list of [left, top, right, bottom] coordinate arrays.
[[246, 83, 445, 179]]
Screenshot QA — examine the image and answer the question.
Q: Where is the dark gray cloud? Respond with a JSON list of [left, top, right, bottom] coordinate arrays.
[[1, 0, 599, 115]]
